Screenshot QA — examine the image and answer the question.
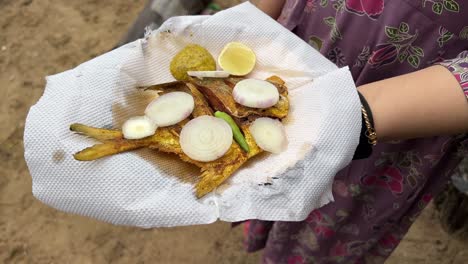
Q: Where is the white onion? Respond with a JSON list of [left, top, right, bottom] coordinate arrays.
[[187, 71, 230, 79], [180, 116, 233, 162], [249, 117, 288, 154], [122, 116, 157, 139], [232, 79, 279, 108], [145, 92, 194, 127]]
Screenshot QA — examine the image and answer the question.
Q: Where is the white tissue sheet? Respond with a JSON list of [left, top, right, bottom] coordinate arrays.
[[24, 2, 361, 227]]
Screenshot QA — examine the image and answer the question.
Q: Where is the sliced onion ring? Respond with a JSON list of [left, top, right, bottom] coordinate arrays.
[[187, 71, 230, 79], [249, 117, 288, 154], [233, 79, 279, 109], [122, 116, 157, 139], [180, 116, 233, 162], [145, 92, 194, 127]]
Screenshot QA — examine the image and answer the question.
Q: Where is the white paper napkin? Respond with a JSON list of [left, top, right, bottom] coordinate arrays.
[[24, 2, 361, 227]]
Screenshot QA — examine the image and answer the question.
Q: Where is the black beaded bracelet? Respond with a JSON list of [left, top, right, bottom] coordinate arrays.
[[352, 91, 376, 160]]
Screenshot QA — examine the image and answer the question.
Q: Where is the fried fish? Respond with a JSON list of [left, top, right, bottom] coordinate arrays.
[[189, 76, 289, 119], [71, 76, 289, 197]]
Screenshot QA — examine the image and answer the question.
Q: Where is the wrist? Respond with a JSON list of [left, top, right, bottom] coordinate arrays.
[[357, 83, 388, 141], [352, 91, 377, 160]]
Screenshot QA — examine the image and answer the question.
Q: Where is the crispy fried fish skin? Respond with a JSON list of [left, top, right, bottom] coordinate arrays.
[[195, 124, 262, 198], [190, 76, 289, 119], [185, 82, 214, 117], [71, 124, 185, 161], [141, 81, 185, 91], [195, 144, 249, 197], [70, 123, 123, 141], [189, 78, 236, 115], [147, 126, 184, 154], [74, 140, 150, 161], [71, 82, 207, 162], [71, 123, 147, 161]]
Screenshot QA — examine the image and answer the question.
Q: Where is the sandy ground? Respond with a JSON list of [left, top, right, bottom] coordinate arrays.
[[1, 0, 467, 263]]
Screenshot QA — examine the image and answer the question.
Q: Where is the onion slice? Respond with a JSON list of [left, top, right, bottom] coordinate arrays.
[[187, 71, 230, 79], [232, 79, 279, 109], [145, 92, 194, 127], [122, 116, 158, 139], [249, 117, 288, 154], [180, 116, 233, 162]]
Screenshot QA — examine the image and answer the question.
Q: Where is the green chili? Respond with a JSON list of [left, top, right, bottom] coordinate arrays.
[[214, 111, 250, 152]]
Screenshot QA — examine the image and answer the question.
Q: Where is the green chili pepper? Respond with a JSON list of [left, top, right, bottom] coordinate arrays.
[[215, 111, 250, 152]]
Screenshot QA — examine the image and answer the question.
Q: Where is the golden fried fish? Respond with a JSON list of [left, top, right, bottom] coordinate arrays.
[[189, 76, 289, 119], [71, 76, 288, 198]]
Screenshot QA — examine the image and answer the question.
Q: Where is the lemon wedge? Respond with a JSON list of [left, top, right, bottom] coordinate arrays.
[[218, 42, 256, 76]]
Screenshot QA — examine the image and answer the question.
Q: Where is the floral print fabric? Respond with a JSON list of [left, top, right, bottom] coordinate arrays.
[[244, 0, 468, 263], [438, 51, 468, 100]]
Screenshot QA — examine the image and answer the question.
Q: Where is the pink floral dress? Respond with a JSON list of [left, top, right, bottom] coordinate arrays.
[[243, 0, 468, 263]]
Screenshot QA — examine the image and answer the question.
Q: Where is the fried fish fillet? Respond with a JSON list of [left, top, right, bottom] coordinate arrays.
[[71, 76, 288, 197], [189, 76, 289, 119]]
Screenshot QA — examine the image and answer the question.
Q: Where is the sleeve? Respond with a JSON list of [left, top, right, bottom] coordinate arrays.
[[436, 51, 468, 102]]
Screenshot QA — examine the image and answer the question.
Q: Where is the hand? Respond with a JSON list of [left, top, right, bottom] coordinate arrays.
[[358, 65, 468, 142]]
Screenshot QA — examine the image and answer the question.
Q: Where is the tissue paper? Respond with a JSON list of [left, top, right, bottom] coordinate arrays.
[[24, 2, 361, 227]]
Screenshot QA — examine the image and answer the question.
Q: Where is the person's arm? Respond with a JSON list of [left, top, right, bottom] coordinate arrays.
[[358, 64, 468, 142], [254, 0, 286, 19]]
